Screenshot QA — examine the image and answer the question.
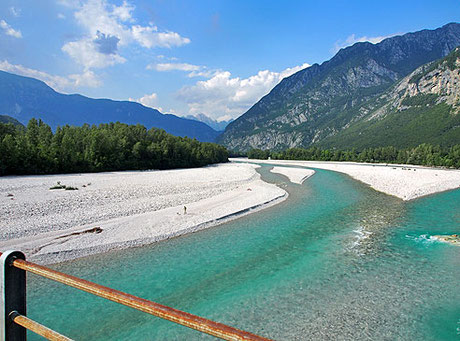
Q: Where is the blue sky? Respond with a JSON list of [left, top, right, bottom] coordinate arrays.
[[0, 0, 458, 122]]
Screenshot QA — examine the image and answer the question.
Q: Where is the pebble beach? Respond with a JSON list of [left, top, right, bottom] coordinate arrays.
[[0, 163, 285, 264]]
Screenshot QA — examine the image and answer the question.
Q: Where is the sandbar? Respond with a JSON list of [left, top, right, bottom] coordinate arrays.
[[270, 166, 315, 184]]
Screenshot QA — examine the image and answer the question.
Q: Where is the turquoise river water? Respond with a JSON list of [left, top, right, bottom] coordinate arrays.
[[27, 165, 460, 340]]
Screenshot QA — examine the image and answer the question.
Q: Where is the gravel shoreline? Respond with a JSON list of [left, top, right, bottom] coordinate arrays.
[[236, 159, 460, 200], [1, 163, 286, 264], [5, 159, 455, 264]]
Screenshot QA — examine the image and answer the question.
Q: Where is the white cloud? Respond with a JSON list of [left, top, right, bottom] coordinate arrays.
[[67, 70, 101, 88], [176, 63, 310, 120], [147, 61, 217, 78], [73, 0, 132, 42], [149, 59, 306, 82], [62, 38, 126, 70], [150, 63, 201, 72], [129, 92, 158, 109], [57, 0, 83, 8], [164, 108, 177, 115], [156, 55, 178, 61], [0, 20, 22, 38], [0, 60, 101, 91], [216, 115, 232, 122], [187, 69, 219, 78], [131, 25, 190, 48], [62, 0, 190, 70], [57, 13, 66, 19], [10, 7, 21, 17], [333, 33, 398, 53], [112, 0, 135, 22]]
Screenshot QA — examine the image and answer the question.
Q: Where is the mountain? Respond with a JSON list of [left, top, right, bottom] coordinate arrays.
[[318, 48, 460, 148], [185, 113, 234, 131], [0, 71, 220, 142], [220, 23, 460, 151], [0, 115, 23, 126]]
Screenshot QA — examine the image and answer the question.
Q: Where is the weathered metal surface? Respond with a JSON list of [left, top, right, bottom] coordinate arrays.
[[0, 251, 26, 341], [10, 311, 73, 341], [0, 252, 272, 341]]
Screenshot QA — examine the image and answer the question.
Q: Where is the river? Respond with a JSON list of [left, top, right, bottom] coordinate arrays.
[[27, 165, 460, 340]]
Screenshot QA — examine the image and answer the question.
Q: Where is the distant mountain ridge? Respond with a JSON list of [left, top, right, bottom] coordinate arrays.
[[0, 115, 23, 126], [185, 113, 233, 131], [0, 71, 220, 142], [220, 23, 460, 150]]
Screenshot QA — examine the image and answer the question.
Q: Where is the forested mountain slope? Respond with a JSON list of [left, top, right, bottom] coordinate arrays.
[[220, 23, 460, 151], [319, 48, 460, 148]]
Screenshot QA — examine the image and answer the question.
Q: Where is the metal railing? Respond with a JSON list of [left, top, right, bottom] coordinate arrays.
[[0, 250, 272, 341]]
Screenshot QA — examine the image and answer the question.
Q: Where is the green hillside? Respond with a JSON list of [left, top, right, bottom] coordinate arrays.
[[319, 48, 460, 149]]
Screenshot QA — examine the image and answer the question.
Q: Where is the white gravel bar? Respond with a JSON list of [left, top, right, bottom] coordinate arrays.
[[234, 158, 460, 201], [270, 166, 315, 184], [0, 163, 286, 264]]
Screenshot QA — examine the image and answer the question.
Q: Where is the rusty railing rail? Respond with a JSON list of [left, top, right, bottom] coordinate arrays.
[[9, 311, 72, 341], [0, 250, 272, 341]]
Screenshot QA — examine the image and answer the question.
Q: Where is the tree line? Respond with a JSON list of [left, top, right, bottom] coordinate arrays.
[[248, 144, 460, 168], [0, 119, 228, 176]]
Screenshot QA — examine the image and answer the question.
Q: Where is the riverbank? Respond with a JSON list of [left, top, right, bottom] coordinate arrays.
[[3, 159, 458, 264], [0, 163, 286, 264], [233, 158, 460, 200]]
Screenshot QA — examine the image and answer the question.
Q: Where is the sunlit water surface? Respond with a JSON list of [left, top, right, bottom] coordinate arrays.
[[27, 165, 460, 340]]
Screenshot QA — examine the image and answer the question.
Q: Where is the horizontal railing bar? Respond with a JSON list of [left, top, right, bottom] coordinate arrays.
[[6, 254, 271, 341], [10, 311, 73, 341]]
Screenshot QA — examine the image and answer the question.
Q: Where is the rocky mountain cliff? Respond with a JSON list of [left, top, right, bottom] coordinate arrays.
[[319, 47, 460, 148], [0, 71, 220, 142], [220, 23, 460, 151]]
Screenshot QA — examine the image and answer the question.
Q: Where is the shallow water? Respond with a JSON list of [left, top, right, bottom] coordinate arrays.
[[27, 165, 460, 340]]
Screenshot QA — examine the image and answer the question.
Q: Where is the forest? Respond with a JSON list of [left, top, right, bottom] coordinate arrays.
[[248, 144, 460, 168], [0, 119, 228, 176]]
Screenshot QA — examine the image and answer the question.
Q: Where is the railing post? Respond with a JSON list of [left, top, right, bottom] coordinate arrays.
[[0, 251, 26, 341]]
